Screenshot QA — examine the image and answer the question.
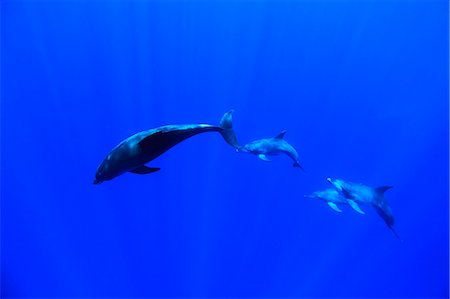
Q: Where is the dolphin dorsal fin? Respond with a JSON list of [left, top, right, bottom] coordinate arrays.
[[274, 130, 287, 139], [375, 186, 393, 196]]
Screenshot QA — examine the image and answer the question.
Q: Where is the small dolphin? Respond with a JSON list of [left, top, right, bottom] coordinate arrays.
[[238, 130, 303, 170], [305, 188, 366, 214], [327, 177, 400, 240], [93, 110, 239, 184]]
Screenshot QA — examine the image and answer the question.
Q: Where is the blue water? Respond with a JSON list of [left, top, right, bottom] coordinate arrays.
[[2, 1, 448, 298]]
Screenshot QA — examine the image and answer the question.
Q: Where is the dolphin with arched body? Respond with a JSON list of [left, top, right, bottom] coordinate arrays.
[[237, 130, 303, 170], [93, 110, 239, 184], [326, 177, 400, 240]]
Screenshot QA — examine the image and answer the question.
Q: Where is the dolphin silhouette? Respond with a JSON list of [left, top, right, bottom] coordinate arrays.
[[305, 188, 366, 214], [327, 177, 400, 240], [93, 110, 239, 184], [238, 130, 303, 170]]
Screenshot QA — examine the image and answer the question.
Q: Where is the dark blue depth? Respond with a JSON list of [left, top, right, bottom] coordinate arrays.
[[2, 0, 449, 298]]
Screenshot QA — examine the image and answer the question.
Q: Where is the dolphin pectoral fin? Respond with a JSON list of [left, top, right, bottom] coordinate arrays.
[[347, 200, 365, 214], [258, 154, 271, 162], [129, 165, 161, 174], [327, 202, 342, 213]]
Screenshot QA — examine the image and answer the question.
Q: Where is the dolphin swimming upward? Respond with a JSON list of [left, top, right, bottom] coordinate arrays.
[[93, 110, 239, 184], [238, 130, 304, 170], [326, 177, 400, 240]]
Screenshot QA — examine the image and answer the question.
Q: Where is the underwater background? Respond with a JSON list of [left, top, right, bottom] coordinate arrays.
[[2, 0, 449, 298]]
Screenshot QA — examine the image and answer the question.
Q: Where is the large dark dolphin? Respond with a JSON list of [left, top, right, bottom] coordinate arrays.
[[327, 177, 400, 240], [93, 110, 239, 184], [305, 188, 365, 214], [237, 130, 304, 170]]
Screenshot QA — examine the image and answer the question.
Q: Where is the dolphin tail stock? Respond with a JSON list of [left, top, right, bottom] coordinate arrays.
[[373, 185, 394, 220], [372, 190, 402, 240], [376, 204, 402, 241], [219, 110, 241, 149]]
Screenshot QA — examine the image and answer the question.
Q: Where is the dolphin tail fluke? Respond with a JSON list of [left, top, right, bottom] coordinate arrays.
[[293, 161, 306, 172], [389, 226, 403, 241], [219, 110, 240, 149]]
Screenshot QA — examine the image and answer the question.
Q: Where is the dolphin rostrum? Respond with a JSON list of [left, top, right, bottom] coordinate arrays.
[[93, 110, 239, 184], [305, 188, 366, 214], [237, 130, 303, 170], [327, 177, 400, 240]]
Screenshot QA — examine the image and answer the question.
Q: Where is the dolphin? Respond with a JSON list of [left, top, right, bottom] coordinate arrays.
[[305, 188, 366, 214], [93, 110, 240, 184], [237, 130, 304, 170], [327, 177, 400, 240]]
